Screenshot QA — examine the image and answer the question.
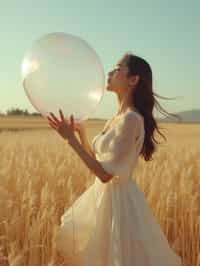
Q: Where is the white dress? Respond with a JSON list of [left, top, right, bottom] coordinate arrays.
[[56, 109, 182, 266]]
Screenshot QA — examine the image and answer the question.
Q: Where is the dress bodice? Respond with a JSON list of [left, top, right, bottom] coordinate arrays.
[[92, 110, 145, 184]]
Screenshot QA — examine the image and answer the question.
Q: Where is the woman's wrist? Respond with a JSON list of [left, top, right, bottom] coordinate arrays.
[[67, 134, 78, 146], [79, 128, 86, 137], [79, 130, 87, 143]]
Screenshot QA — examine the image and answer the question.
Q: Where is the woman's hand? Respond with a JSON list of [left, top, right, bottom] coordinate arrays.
[[47, 109, 76, 142], [73, 120, 86, 136]]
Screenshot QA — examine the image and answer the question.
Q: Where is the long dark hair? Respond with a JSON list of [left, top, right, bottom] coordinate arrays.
[[119, 52, 181, 161]]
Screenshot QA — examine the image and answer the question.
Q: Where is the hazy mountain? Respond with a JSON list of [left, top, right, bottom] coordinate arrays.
[[157, 109, 200, 123], [88, 109, 200, 123]]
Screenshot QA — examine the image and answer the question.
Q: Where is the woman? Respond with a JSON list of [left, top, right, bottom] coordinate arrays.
[[47, 53, 182, 266]]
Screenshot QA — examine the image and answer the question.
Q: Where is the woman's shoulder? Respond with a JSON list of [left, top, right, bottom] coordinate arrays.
[[113, 109, 141, 133], [120, 109, 144, 135]]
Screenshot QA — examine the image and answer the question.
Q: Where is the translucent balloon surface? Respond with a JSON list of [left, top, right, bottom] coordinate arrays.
[[21, 32, 105, 121]]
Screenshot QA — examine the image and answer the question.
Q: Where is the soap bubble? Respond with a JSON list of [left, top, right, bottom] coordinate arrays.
[[21, 32, 105, 122]]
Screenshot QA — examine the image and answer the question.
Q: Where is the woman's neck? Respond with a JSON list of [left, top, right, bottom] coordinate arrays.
[[117, 99, 136, 115], [116, 90, 135, 115]]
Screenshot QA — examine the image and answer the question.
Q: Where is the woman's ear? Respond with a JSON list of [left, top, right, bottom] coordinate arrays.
[[129, 74, 140, 87]]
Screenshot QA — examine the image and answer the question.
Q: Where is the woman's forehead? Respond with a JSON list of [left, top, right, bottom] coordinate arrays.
[[117, 58, 129, 68], [117, 56, 128, 65], [116, 60, 125, 66]]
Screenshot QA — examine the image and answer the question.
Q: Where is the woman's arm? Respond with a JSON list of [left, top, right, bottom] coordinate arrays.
[[47, 111, 110, 182], [68, 136, 112, 183], [78, 130, 96, 159]]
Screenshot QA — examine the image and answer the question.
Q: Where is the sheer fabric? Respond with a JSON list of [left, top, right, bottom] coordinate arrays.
[[55, 109, 182, 266]]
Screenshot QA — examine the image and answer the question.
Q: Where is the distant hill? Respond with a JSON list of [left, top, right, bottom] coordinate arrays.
[[158, 109, 200, 123], [90, 109, 200, 123]]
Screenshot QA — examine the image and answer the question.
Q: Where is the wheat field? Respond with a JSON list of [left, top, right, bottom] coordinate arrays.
[[0, 118, 199, 266]]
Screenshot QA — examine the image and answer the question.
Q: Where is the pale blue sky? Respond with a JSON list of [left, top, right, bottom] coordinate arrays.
[[1, 0, 199, 119]]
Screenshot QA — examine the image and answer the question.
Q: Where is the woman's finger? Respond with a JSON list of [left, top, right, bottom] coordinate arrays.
[[47, 116, 54, 124], [47, 116, 57, 125], [49, 112, 60, 123], [49, 121, 57, 130], [70, 115, 74, 131], [59, 109, 65, 122]]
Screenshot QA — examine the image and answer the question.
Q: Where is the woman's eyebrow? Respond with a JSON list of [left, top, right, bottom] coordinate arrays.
[[114, 64, 122, 68], [112, 63, 122, 69]]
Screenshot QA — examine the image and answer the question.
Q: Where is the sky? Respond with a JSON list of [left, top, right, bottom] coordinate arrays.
[[0, 0, 199, 119]]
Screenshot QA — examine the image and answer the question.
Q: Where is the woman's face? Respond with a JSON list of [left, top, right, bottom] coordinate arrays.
[[106, 60, 131, 94]]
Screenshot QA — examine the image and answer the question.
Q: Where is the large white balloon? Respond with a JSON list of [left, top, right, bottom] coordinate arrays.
[[21, 32, 105, 122]]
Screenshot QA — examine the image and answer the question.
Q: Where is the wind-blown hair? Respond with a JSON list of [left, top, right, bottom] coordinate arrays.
[[119, 52, 180, 161]]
